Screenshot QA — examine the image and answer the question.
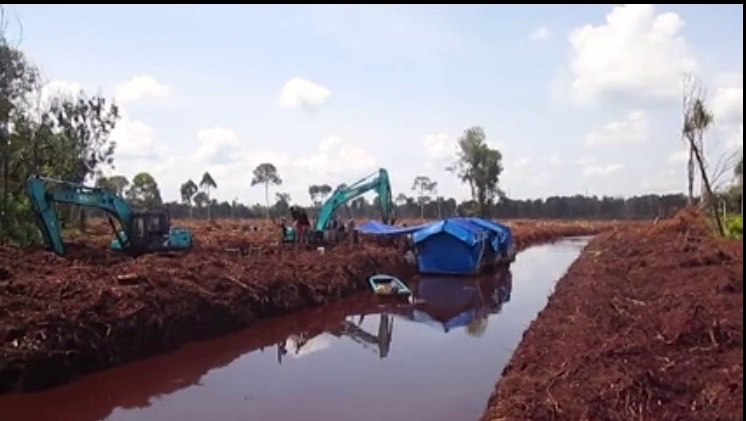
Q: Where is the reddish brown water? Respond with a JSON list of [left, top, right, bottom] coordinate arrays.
[[0, 237, 589, 421]]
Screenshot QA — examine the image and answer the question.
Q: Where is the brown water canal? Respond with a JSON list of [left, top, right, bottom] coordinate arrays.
[[0, 237, 590, 421]]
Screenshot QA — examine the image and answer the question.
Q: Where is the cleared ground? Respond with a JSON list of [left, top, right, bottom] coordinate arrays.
[[481, 210, 743, 421]]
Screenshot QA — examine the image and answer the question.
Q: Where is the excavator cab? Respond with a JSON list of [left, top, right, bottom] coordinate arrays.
[[111, 209, 193, 255], [131, 210, 170, 238]]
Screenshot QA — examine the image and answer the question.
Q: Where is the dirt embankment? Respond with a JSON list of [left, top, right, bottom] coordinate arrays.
[[0, 218, 611, 394], [481, 210, 743, 421]]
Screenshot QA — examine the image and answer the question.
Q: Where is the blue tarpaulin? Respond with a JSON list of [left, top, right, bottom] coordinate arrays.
[[355, 217, 513, 275], [354, 220, 427, 235]]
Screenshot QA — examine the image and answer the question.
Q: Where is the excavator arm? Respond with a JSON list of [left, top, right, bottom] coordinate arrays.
[[26, 175, 134, 256], [26, 175, 193, 256], [314, 168, 395, 231]]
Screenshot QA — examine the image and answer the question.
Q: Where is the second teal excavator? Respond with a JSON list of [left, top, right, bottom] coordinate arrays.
[[307, 168, 395, 245]]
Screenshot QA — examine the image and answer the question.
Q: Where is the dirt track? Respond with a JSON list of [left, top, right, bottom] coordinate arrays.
[[0, 218, 610, 394], [481, 210, 743, 421]]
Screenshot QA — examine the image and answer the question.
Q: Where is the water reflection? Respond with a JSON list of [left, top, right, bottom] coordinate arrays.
[[0, 238, 588, 421], [274, 270, 513, 363], [407, 270, 513, 336], [0, 270, 512, 421]]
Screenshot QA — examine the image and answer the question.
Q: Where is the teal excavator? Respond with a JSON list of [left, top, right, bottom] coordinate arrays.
[[308, 168, 395, 244], [26, 175, 193, 257]]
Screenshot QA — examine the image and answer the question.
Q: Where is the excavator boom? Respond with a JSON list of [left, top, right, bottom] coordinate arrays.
[[26, 175, 193, 256], [314, 168, 394, 231]]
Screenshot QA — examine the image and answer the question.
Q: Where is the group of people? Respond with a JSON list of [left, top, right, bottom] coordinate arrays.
[[276, 205, 358, 244], [276, 205, 311, 243]]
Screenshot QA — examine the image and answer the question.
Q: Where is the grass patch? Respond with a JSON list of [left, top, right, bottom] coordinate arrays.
[[724, 214, 743, 239]]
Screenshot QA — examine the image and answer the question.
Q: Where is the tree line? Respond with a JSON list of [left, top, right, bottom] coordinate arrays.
[[95, 168, 718, 221]]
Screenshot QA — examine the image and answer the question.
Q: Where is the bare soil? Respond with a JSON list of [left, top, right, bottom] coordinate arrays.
[[481, 209, 743, 421], [0, 218, 610, 394]]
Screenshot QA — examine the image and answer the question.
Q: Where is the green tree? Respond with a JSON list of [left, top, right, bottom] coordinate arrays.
[[0, 26, 40, 243], [308, 184, 320, 207], [411, 175, 437, 221], [193, 191, 209, 210], [180, 179, 199, 218], [274, 192, 292, 215], [96, 175, 129, 195], [108, 175, 129, 196], [251, 162, 282, 218], [46, 94, 119, 183], [0, 10, 120, 243], [448, 126, 503, 217], [200, 171, 217, 219], [126, 172, 162, 208], [318, 184, 332, 202]]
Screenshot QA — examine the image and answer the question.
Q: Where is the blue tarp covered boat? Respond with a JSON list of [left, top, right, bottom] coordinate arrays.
[[355, 217, 515, 275]]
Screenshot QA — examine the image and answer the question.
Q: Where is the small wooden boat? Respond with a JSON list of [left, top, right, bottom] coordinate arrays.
[[368, 274, 412, 297]]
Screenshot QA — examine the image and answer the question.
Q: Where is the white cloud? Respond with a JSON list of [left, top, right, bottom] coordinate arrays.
[[192, 126, 241, 165], [292, 135, 377, 176], [567, 4, 696, 105], [110, 117, 159, 159], [115, 75, 171, 103], [279, 77, 331, 110], [423, 133, 457, 168], [549, 155, 562, 165], [39, 80, 83, 102], [529, 26, 552, 41], [287, 334, 332, 358], [513, 157, 532, 169], [585, 110, 649, 146], [583, 163, 623, 177], [668, 148, 689, 164], [712, 72, 743, 126]]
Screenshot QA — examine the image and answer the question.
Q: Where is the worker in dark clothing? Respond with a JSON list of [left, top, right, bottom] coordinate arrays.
[[289, 206, 310, 243]]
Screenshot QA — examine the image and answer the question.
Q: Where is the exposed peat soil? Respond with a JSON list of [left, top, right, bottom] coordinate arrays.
[[481, 210, 743, 421]]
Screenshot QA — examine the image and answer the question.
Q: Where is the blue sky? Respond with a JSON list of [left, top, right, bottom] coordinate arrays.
[[6, 4, 743, 205]]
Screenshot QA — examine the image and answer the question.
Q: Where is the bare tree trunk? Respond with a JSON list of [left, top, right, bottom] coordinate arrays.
[[688, 133, 725, 236], [687, 146, 695, 205], [0, 126, 7, 245], [264, 183, 270, 219], [206, 187, 211, 220]]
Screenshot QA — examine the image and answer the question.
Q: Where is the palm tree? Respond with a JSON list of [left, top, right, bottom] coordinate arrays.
[[200, 172, 217, 220], [251, 163, 282, 218]]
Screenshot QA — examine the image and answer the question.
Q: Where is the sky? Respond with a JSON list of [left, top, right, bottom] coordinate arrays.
[[5, 4, 744, 206]]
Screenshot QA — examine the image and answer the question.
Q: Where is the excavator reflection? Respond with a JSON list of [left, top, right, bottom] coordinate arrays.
[[277, 314, 395, 364], [276, 268, 512, 361]]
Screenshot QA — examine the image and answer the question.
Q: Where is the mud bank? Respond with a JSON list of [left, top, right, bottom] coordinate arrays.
[[0, 220, 609, 394], [481, 211, 743, 421]]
